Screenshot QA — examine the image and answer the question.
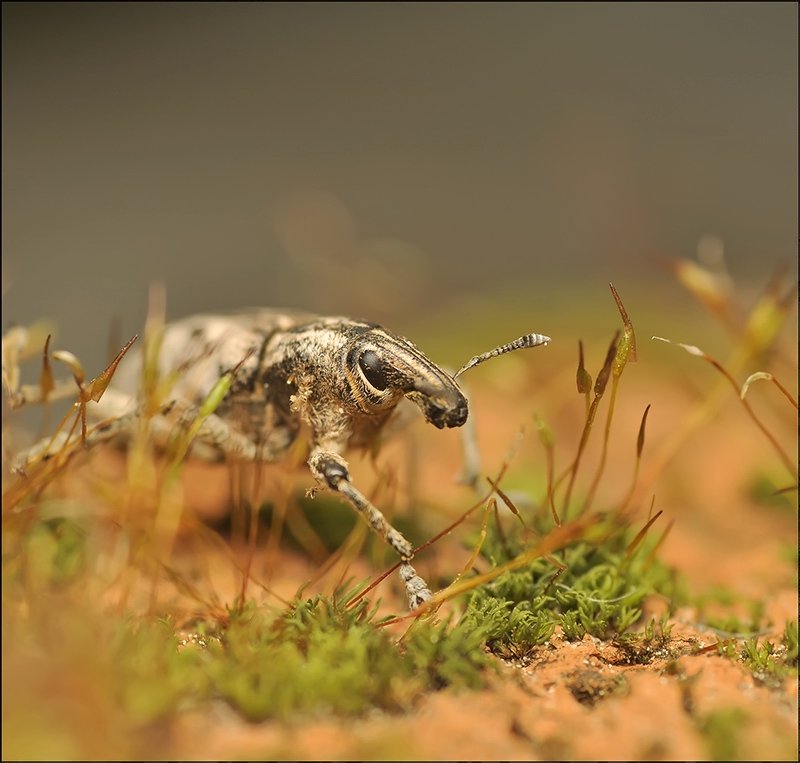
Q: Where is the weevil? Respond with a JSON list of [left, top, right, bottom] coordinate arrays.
[[3, 309, 549, 608]]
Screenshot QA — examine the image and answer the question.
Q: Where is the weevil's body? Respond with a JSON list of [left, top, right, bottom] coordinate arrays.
[[109, 309, 468, 462], [15, 310, 473, 608], [6, 309, 548, 608]]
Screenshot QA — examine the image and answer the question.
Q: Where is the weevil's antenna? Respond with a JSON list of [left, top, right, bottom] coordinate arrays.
[[454, 332, 551, 379]]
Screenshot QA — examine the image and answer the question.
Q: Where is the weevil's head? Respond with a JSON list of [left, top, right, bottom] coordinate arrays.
[[344, 326, 468, 429]]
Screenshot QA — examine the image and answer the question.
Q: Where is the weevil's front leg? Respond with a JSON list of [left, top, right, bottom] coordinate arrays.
[[308, 449, 433, 609]]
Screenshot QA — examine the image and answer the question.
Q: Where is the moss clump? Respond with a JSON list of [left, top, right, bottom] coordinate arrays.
[[208, 590, 488, 721], [4, 576, 489, 758], [738, 620, 798, 689], [462, 513, 679, 658], [605, 617, 676, 666]]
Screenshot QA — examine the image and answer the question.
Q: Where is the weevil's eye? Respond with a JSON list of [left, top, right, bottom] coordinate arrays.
[[358, 350, 388, 391]]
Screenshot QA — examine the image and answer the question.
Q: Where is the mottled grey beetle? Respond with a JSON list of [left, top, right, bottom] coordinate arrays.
[[4, 309, 549, 608]]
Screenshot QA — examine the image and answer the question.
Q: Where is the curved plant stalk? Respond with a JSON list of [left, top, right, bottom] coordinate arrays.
[[652, 337, 797, 479]]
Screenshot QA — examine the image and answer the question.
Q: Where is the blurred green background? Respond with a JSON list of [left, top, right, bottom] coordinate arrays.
[[2, 2, 797, 369]]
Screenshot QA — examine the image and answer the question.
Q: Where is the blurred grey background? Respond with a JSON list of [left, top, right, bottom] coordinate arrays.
[[2, 2, 797, 367]]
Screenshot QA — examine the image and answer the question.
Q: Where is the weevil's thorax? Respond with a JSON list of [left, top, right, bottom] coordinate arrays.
[[261, 320, 400, 427]]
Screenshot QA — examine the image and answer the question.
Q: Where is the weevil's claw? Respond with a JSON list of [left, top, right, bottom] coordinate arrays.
[[399, 563, 433, 609]]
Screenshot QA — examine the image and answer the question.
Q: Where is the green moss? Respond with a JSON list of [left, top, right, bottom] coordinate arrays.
[[461, 512, 679, 657], [209, 589, 488, 721], [714, 620, 798, 689], [4, 582, 489, 760], [608, 616, 676, 665], [781, 619, 798, 661], [739, 621, 798, 688]]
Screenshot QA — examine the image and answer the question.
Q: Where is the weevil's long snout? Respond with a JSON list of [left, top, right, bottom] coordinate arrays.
[[424, 385, 468, 428], [408, 375, 468, 429]]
